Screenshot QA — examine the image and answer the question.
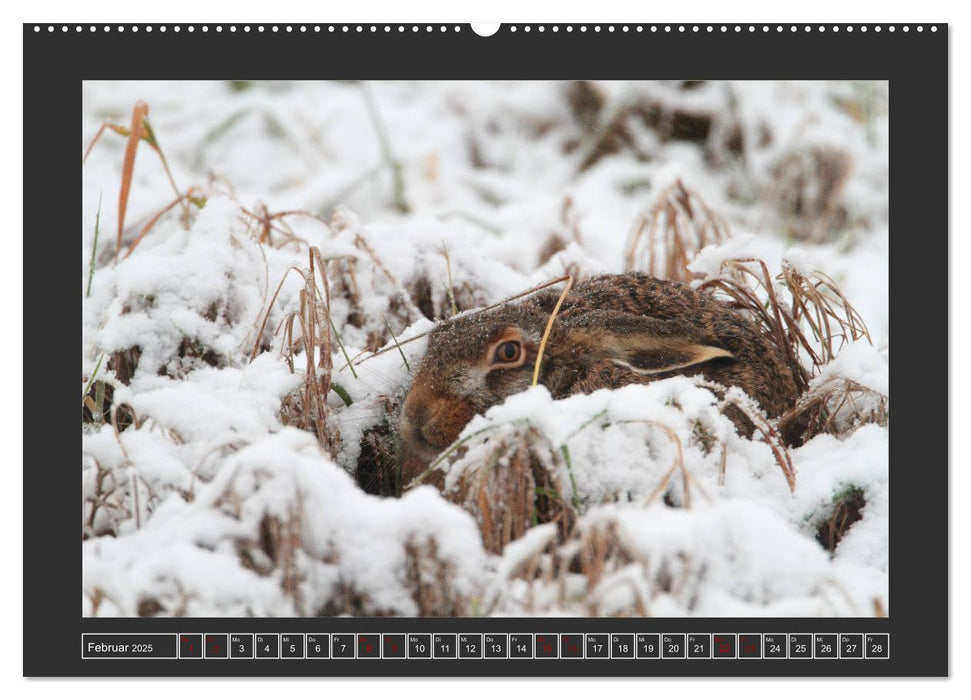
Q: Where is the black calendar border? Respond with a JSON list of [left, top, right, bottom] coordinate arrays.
[[23, 22, 948, 678]]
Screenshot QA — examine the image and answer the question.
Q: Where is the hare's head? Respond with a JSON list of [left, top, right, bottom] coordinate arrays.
[[399, 277, 743, 465], [399, 302, 552, 463]]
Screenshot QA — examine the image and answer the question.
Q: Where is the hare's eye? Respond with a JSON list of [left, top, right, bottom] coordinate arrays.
[[494, 341, 522, 364]]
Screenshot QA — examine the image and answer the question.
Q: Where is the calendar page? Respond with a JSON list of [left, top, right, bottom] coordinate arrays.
[[24, 21, 947, 678]]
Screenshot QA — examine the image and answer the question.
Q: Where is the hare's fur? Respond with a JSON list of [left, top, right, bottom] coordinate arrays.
[[399, 273, 800, 475]]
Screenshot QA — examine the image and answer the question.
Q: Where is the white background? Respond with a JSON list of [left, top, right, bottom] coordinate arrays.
[[2, 0, 964, 697]]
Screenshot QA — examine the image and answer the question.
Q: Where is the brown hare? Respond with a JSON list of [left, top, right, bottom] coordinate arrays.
[[399, 273, 800, 479]]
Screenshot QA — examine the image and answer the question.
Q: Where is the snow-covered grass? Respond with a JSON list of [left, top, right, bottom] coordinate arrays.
[[81, 80, 889, 617]]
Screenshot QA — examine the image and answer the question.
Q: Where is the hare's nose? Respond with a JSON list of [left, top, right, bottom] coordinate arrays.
[[400, 405, 442, 459]]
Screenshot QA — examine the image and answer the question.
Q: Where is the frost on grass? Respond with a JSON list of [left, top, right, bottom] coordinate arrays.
[[82, 81, 889, 617], [441, 382, 887, 616], [84, 429, 486, 616]]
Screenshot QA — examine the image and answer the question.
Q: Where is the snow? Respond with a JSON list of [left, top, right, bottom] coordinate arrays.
[[81, 80, 889, 617]]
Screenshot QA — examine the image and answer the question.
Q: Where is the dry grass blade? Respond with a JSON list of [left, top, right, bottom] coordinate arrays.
[[123, 189, 199, 260], [531, 275, 575, 386], [446, 427, 577, 555], [116, 101, 150, 261], [273, 248, 343, 456], [699, 257, 872, 401], [693, 378, 797, 492], [82, 121, 132, 165], [439, 242, 459, 316], [346, 274, 576, 369], [240, 205, 321, 249], [616, 419, 692, 507], [139, 116, 189, 223], [779, 377, 887, 440], [624, 180, 730, 282], [83, 100, 191, 262], [250, 266, 303, 361]]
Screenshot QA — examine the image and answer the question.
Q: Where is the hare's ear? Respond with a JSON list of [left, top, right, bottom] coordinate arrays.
[[571, 312, 733, 375], [610, 337, 733, 375]]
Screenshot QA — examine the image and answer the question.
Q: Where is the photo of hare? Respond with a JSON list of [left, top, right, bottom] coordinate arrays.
[[82, 81, 888, 617]]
